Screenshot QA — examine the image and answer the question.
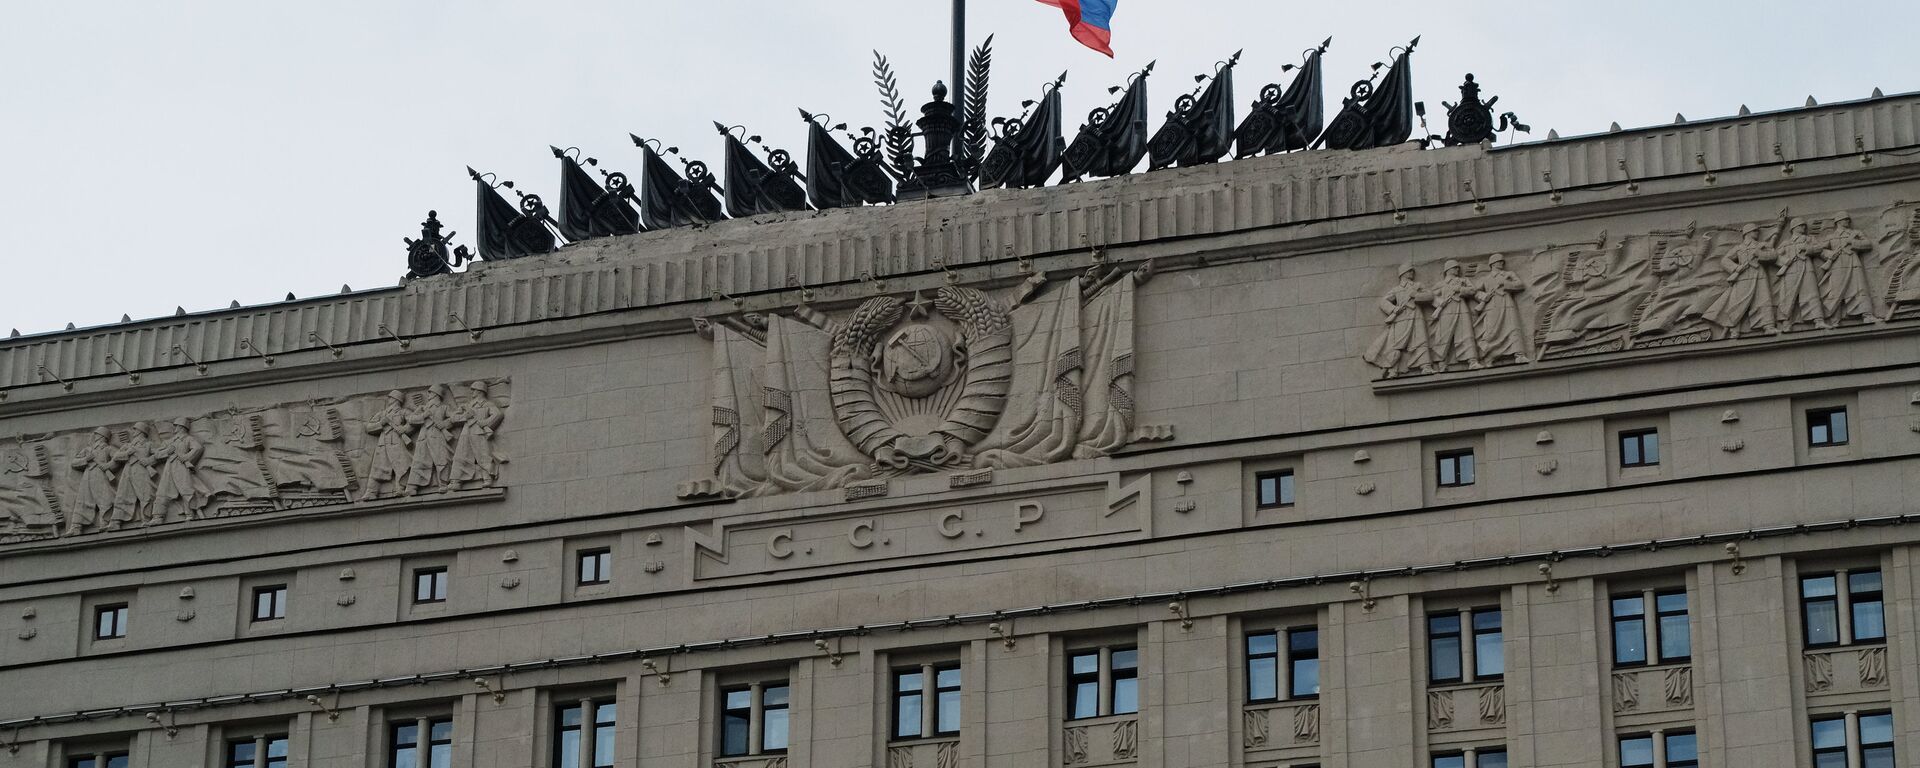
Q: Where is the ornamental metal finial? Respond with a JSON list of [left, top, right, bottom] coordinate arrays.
[[402, 209, 469, 279], [895, 81, 972, 200], [1438, 73, 1529, 146]]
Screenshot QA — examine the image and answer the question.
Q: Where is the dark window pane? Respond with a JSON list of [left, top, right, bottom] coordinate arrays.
[[897, 671, 924, 693], [1071, 652, 1099, 676], [1110, 649, 1138, 671], [1656, 592, 1687, 614], [1247, 633, 1278, 656], [1622, 435, 1641, 466], [721, 711, 750, 756], [1472, 610, 1501, 631], [1475, 631, 1504, 677], [1429, 636, 1461, 682], [106, 759, 129, 768], [429, 720, 452, 742], [1860, 713, 1894, 745], [1071, 682, 1099, 719], [1619, 736, 1655, 768], [1247, 656, 1277, 701], [231, 741, 256, 765], [895, 692, 923, 738], [1476, 751, 1507, 768], [428, 743, 450, 768], [1291, 658, 1319, 698], [1612, 596, 1644, 618], [1815, 754, 1849, 768], [1863, 748, 1895, 768], [1811, 718, 1847, 749], [1431, 755, 1465, 768], [1854, 600, 1886, 641], [1429, 614, 1460, 635], [559, 704, 583, 727], [1290, 629, 1318, 653], [394, 723, 419, 747], [936, 689, 961, 734], [558, 731, 581, 768], [1659, 614, 1691, 660], [1111, 677, 1139, 715], [1665, 732, 1697, 763], [1803, 576, 1837, 598], [762, 684, 790, 708], [762, 707, 789, 752], [1850, 570, 1882, 593], [725, 689, 752, 711], [593, 724, 615, 768], [595, 702, 617, 726], [1831, 410, 1849, 443], [1614, 617, 1647, 665], [1805, 600, 1840, 645], [935, 667, 961, 690]]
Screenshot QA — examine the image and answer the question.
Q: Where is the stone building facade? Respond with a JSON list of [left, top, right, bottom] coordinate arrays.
[[3, 92, 1920, 768]]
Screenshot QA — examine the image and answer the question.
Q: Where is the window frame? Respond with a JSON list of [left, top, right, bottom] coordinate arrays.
[[1435, 449, 1476, 488], [576, 548, 613, 587], [1619, 428, 1660, 468], [1665, 730, 1699, 768], [1244, 626, 1319, 703], [553, 697, 616, 768], [717, 681, 790, 758], [1811, 715, 1848, 768], [251, 584, 289, 623], [1807, 406, 1850, 447], [1066, 645, 1139, 721], [1618, 734, 1656, 768], [1427, 613, 1465, 685], [1860, 711, 1894, 768], [1470, 608, 1504, 681], [1801, 569, 1884, 648], [1653, 590, 1691, 663], [413, 567, 450, 604], [1254, 469, 1295, 509], [1610, 595, 1649, 667], [66, 753, 131, 768], [389, 717, 453, 768], [94, 603, 129, 640], [226, 733, 291, 768], [1850, 570, 1886, 644], [890, 662, 962, 741]]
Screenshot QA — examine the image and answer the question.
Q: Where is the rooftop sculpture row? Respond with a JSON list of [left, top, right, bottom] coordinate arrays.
[[400, 37, 1525, 278]]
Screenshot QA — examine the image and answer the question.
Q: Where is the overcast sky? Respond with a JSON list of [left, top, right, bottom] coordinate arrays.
[[3, 1, 1914, 335]]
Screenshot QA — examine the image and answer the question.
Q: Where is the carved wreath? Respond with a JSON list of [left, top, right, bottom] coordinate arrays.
[[829, 287, 1012, 471]]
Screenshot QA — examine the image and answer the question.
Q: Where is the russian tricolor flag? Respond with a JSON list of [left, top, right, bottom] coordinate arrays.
[[1036, 0, 1116, 57]]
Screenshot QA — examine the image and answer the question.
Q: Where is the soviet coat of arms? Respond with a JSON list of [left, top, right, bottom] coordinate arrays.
[[684, 261, 1165, 498]]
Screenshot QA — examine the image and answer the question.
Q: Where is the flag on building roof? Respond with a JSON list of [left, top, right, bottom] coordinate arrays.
[[1036, 0, 1117, 57]]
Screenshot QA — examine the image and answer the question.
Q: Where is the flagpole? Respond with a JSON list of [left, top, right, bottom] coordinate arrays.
[[952, 0, 967, 163]]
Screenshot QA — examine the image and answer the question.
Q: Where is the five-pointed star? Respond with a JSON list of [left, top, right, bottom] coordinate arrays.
[[903, 291, 934, 319]]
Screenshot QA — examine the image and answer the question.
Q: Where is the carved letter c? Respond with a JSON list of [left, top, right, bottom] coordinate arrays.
[[768, 530, 795, 560], [848, 520, 876, 549], [937, 511, 966, 539]]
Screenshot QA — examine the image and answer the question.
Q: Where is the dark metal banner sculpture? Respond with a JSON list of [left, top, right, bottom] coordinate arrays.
[[1438, 74, 1528, 146], [1234, 38, 1330, 158], [631, 137, 725, 230], [977, 74, 1067, 190], [468, 167, 559, 261], [402, 210, 469, 280], [800, 111, 897, 209], [1318, 37, 1420, 151], [1062, 62, 1153, 183], [552, 147, 642, 241], [716, 124, 810, 218], [895, 82, 973, 200], [1147, 51, 1241, 171]]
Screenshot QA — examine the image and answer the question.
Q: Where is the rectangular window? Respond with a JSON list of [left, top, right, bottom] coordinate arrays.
[[1655, 591, 1691, 662], [1812, 716, 1848, 768], [1807, 407, 1849, 447], [1067, 647, 1138, 720], [892, 663, 962, 740], [1436, 449, 1475, 488], [94, 604, 128, 640], [1611, 596, 1647, 666], [228, 735, 290, 768], [68, 755, 130, 768], [390, 718, 453, 768], [252, 585, 288, 623], [1666, 731, 1699, 768], [554, 699, 616, 768], [719, 682, 789, 757], [1472, 609, 1504, 680], [1255, 470, 1295, 509], [1803, 569, 1884, 647], [413, 567, 449, 604], [1619, 735, 1655, 768], [1477, 750, 1508, 768], [1620, 428, 1660, 468], [1245, 628, 1318, 702], [1431, 754, 1466, 768], [1428, 614, 1463, 684], [1861, 712, 1894, 768], [577, 549, 612, 586]]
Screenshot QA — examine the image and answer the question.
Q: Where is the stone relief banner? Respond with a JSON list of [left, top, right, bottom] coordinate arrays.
[[0, 379, 509, 545], [1365, 203, 1920, 380], [681, 263, 1172, 499]]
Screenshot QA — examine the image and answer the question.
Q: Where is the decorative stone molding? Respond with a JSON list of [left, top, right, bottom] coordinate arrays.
[[1243, 709, 1269, 748], [1662, 666, 1693, 707], [1063, 725, 1089, 765], [686, 265, 1159, 499], [1429, 683, 1505, 732], [0, 379, 508, 547], [1611, 672, 1639, 712], [1477, 685, 1506, 725], [1806, 651, 1835, 692], [1427, 690, 1454, 730], [1291, 703, 1320, 743], [1111, 720, 1137, 760], [1367, 207, 1920, 380], [1860, 646, 1889, 688], [1368, 205, 1920, 382]]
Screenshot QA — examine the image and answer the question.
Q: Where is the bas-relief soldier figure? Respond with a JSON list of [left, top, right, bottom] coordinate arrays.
[[154, 417, 208, 521], [407, 384, 455, 493], [1704, 224, 1781, 338], [1362, 264, 1436, 377], [1474, 254, 1531, 365], [1774, 220, 1831, 331], [66, 428, 120, 534], [0, 449, 57, 536], [1818, 215, 1879, 326], [450, 381, 504, 488], [111, 422, 158, 526], [359, 391, 417, 501], [1427, 260, 1483, 370]]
